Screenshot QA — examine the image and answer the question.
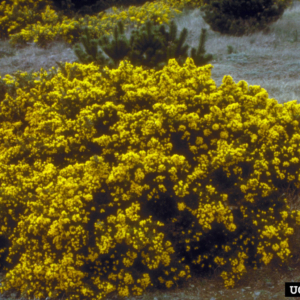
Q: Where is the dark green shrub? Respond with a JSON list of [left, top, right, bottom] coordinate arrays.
[[49, 0, 157, 19], [199, 0, 293, 36], [50, 0, 112, 19], [72, 18, 213, 73]]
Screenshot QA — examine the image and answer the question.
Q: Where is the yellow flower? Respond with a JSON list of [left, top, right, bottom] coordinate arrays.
[[272, 243, 280, 252]]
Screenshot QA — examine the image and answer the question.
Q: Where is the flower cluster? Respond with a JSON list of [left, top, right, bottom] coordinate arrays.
[[0, 56, 299, 299], [0, 0, 193, 48]]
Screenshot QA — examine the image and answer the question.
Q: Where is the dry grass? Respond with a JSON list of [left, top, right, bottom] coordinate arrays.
[[1, 1, 300, 300]]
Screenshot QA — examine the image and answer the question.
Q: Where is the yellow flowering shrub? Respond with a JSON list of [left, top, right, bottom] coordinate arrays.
[[0, 56, 299, 299], [1, 0, 188, 48], [0, 0, 56, 40], [0, 0, 295, 48]]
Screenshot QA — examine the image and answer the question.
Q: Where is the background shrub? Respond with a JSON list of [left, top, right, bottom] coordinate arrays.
[[199, 0, 294, 36]]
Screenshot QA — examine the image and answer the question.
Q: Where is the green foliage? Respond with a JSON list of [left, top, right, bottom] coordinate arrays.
[[50, 0, 109, 19], [190, 28, 213, 66], [102, 0, 157, 9], [199, 0, 293, 36], [72, 18, 213, 72], [72, 25, 110, 67], [97, 20, 132, 68]]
